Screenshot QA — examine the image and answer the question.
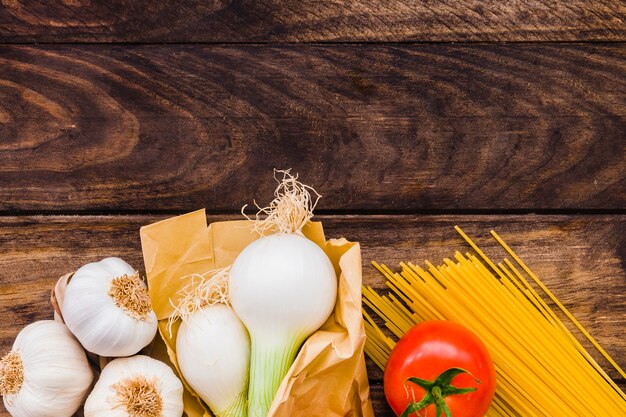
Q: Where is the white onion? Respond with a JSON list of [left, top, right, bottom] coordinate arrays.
[[230, 232, 337, 417], [177, 304, 250, 417]]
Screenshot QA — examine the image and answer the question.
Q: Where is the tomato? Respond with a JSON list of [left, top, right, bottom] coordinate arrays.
[[384, 321, 496, 417]]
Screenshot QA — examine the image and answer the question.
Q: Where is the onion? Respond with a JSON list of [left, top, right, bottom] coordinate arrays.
[[171, 269, 250, 417], [230, 171, 337, 417]]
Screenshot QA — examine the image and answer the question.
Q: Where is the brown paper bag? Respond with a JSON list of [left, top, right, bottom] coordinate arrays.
[[139, 209, 375, 417]]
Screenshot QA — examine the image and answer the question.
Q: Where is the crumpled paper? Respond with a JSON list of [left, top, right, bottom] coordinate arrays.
[[139, 209, 375, 417]]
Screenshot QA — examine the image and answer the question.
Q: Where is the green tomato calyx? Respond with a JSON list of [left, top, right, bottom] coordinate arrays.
[[400, 367, 480, 417]]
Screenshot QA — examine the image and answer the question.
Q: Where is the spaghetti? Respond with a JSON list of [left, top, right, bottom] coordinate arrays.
[[363, 227, 626, 416]]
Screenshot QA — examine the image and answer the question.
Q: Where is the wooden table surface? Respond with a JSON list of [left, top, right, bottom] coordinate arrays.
[[1, 2, 625, 416]]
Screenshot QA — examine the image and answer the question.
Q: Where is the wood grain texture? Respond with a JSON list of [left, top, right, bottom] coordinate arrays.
[[0, 214, 624, 417], [1, 44, 625, 212], [1, 1, 625, 42]]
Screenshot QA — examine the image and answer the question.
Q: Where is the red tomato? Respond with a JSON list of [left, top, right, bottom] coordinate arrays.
[[384, 321, 496, 417]]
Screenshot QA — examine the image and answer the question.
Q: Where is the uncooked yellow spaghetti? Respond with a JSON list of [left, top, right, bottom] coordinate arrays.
[[363, 227, 626, 416]]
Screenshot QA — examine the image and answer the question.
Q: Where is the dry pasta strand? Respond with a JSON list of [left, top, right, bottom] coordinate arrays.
[[363, 227, 626, 416]]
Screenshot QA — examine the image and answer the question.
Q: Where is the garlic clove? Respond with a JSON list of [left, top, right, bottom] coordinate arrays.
[[99, 257, 136, 279], [84, 355, 184, 417], [0, 321, 93, 417]]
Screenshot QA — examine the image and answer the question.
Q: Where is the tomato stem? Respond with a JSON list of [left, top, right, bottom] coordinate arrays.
[[399, 368, 479, 417]]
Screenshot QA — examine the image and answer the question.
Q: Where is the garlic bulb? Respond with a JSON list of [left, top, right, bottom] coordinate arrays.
[[0, 320, 93, 417], [84, 355, 184, 417], [62, 257, 158, 357]]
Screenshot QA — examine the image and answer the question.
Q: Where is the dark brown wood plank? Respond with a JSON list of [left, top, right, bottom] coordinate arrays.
[[1, 1, 625, 42], [1, 44, 625, 212], [0, 214, 624, 417]]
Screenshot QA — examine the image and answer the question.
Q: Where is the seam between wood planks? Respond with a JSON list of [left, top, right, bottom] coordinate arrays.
[[2, 40, 626, 46]]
